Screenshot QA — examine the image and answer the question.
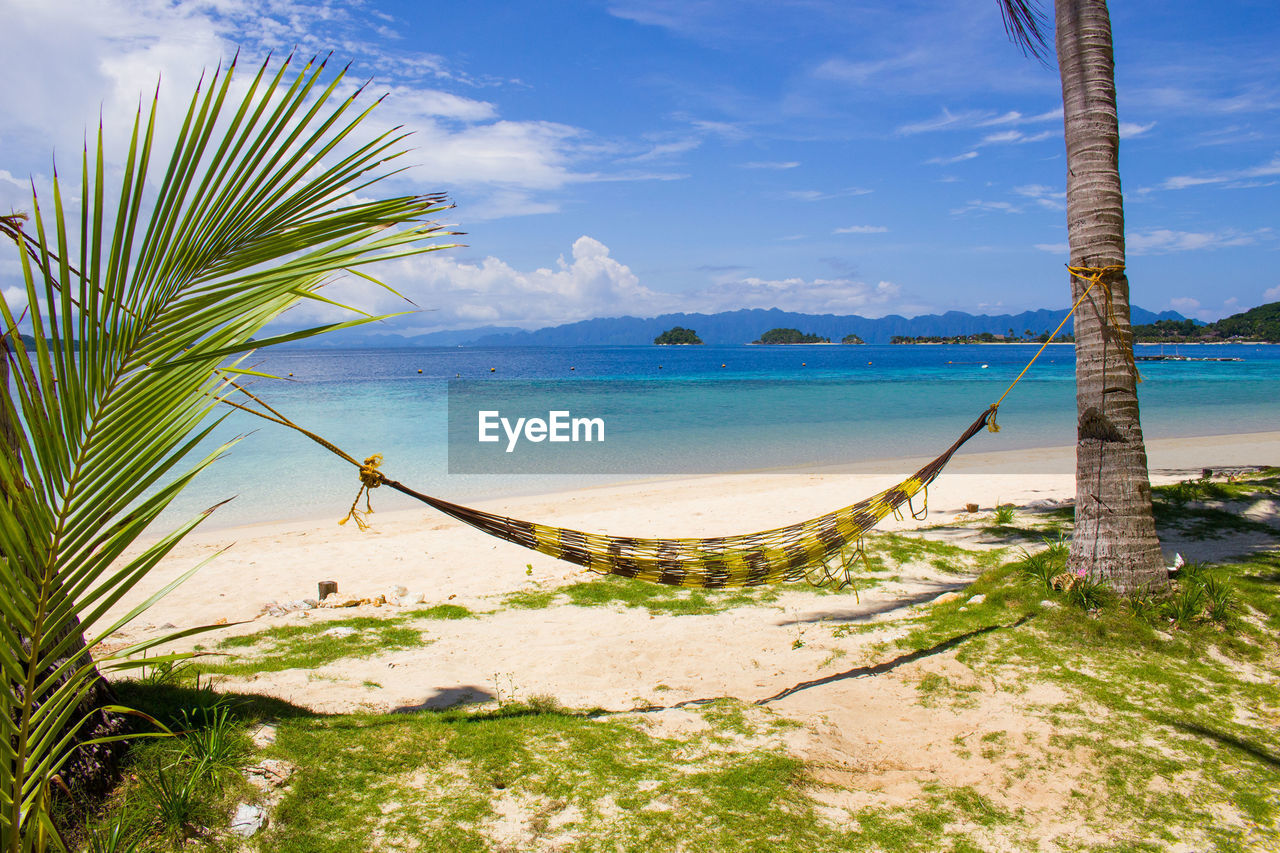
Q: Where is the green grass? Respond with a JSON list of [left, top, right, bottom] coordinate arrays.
[[200, 615, 430, 676], [503, 575, 781, 616], [89, 689, 1028, 853], [885, 525, 1280, 850], [1150, 473, 1280, 540], [406, 604, 476, 620], [866, 531, 1008, 575]]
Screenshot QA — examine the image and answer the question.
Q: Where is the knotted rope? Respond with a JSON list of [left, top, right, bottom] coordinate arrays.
[[340, 454, 385, 530], [985, 263, 1130, 434]]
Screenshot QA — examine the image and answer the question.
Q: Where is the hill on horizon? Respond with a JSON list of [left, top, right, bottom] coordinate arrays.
[[305, 305, 1190, 347]]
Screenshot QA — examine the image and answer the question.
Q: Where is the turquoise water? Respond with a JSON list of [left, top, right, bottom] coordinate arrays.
[[159, 343, 1280, 528]]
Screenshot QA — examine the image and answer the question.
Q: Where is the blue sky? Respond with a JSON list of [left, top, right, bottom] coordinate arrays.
[[1, 0, 1277, 334]]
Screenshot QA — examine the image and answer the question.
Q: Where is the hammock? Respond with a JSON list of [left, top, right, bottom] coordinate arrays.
[[371, 408, 993, 589], [223, 265, 1122, 591]]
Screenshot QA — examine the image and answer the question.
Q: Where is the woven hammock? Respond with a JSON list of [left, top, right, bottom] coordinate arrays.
[[372, 408, 994, 590]]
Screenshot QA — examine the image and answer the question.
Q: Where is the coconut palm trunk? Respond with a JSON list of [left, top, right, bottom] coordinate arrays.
[[1054, 0, 1165, 591]]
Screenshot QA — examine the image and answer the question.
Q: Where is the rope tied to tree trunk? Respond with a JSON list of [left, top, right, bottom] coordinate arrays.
[[986, 263, 1129, 434], [1066, 264, 1141, 383]]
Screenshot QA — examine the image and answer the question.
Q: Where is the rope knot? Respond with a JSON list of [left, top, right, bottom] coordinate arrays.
[[359, 454, 384, 489], [1066, 263, 1141, 385], [340, 453, 384, 529]]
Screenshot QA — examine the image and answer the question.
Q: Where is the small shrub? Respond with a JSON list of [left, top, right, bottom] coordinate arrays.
[[178, 700, 247, 775], [1019, 551, 1058, 591], [1126, 588, 1162, 623], [84, 816, 142, 853], [1199, 573, 1237, 623], [142, 758, 216, 839], [1162, 582, 1206, 628], [1018, 535, 1068, 591], [993, 504, 1016, 525], [1062, 573, 1111, 611]]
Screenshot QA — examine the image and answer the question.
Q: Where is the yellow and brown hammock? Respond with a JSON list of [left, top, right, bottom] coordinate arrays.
[[224, 266, 1123, 591], [372, 408, 993, 590]]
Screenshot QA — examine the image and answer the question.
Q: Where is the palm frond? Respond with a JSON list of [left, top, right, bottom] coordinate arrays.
[[998, 0, 1052, 63], [1, 53, 455, 849]]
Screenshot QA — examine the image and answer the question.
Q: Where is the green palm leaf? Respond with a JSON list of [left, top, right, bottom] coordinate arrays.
[[0, 53, 456, 850]]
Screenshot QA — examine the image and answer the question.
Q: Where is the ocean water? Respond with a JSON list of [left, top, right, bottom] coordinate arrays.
[[158, 343, 1280, 529]]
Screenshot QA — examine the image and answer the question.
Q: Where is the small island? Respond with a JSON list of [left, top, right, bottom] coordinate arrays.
[[654, 326, 703, 345], [841, 333, 866, 345], [754, 327, 830, 345]]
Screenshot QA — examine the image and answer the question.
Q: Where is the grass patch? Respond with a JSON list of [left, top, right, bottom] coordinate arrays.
[[883, 479, 1280, 850], [1150, 473, 1280, 540], [864, 531, 1008, 575], [200, 615, 429, 676], [407, 604, 476, 620], [503, 575, 781, 616]]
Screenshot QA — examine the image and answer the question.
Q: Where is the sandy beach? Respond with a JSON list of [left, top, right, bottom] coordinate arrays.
[[86, 428, 1280, 848], [103, 429, 1280, 710]]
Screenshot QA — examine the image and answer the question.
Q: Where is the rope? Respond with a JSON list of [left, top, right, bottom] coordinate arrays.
[[339, 454, 384, 530], [986, 263, 1127, 432]]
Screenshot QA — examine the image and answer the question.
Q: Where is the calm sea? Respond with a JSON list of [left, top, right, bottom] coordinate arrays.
[[161, 343, 1280, 529]]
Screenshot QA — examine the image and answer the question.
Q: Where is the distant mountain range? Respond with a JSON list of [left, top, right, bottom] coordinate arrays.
[[310, 305, 1190, 348]]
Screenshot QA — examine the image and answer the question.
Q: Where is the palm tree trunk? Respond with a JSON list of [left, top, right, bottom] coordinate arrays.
[[1055, 0, 1165, 591]]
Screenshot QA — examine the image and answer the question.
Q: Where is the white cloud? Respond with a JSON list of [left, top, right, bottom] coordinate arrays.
[[625, 138, 703, 161], [978, 129, 1054, 146], [812, 51, 930, 86], [287, 236, 907, 332], [833, 225, 888, 234], [1014, 184, 1065, 210], [690, 277, 900, 316], [1167, 296, 1244, 323], [1263, 285, 1280, 301], [382, 88, 498, 121], [296, 235, 671, 333], [951, 199, 1021, 215], [1034, 243, 1069, 254], [898, 107, 1060, 136], [739, 161, 800, 170], [1119, 122, 1155, 139], [0, 0, 671, 225], [1161, 156, 1280, 191], [784, 187, 872, 202], [926, 151, 978, 166], [1128, 227, 1273, 254]]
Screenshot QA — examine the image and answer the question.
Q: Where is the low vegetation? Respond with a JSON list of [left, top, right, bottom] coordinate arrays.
[[653, 327, 703, 345], [1134, 301, 1280, 342], [754, 328, 829, 344]]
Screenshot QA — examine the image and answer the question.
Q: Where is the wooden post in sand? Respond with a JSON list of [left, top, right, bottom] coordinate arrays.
[[318, 580, 338, 600]]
